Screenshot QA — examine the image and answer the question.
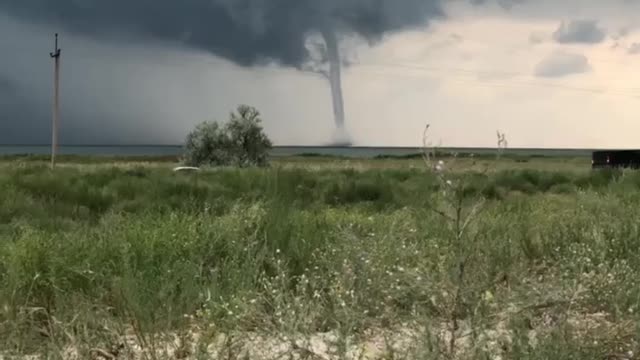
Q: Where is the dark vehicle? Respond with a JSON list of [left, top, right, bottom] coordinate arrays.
[[592, 150, 640, 169]]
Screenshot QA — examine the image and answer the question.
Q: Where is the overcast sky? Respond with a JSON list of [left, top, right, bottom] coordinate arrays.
[[1, 0, 640, 148]]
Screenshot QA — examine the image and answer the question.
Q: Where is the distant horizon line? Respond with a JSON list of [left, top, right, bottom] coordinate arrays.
[[0, 144, 634, 151]]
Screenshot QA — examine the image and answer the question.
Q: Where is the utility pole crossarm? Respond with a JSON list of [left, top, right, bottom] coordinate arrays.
[[50, 33, 61, 58]]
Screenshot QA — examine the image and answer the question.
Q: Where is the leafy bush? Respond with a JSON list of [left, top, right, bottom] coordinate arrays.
[[182, 105, 273, 167]]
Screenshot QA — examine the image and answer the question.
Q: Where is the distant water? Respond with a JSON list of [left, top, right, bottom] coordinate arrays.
[[0, 145, 593, 158], [0, 145, 183, 157]]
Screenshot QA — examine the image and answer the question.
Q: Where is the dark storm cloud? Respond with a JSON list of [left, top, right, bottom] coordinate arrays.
[[534, 51, 591, 78], [0, 0, 446, 69], [0, 0, 474, 145], [0, 76, 12, 92], [552, 20, 607, 44], [0, 0, 576, 145], [0, 76, 15, 110], [0, 75, 49, 144], [0, 0, 457, 146]]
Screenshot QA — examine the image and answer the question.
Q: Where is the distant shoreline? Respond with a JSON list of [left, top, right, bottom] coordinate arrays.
[[0, 144, 626, 151], [0, 144, 600, 159]]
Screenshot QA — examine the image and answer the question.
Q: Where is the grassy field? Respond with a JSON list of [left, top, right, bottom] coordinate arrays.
[[0, 154, 639, 359]]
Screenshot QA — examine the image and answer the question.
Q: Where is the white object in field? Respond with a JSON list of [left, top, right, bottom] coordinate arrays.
[[173, 166, 200, 172]]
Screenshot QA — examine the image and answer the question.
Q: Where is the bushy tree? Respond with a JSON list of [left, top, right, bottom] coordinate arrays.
[[226, 105, 273, 167], [182, 121, 231, 167], [182, 105, 272, 167]]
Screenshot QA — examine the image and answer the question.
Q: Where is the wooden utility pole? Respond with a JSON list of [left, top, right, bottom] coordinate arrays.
[[49, 33, 61, 169]]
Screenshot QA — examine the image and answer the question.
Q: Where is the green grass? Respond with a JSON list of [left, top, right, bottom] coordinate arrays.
[[0, 157, 638, 359]]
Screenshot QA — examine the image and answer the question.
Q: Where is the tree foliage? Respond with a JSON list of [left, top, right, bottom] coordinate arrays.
[[183, 105, 272, 167]]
